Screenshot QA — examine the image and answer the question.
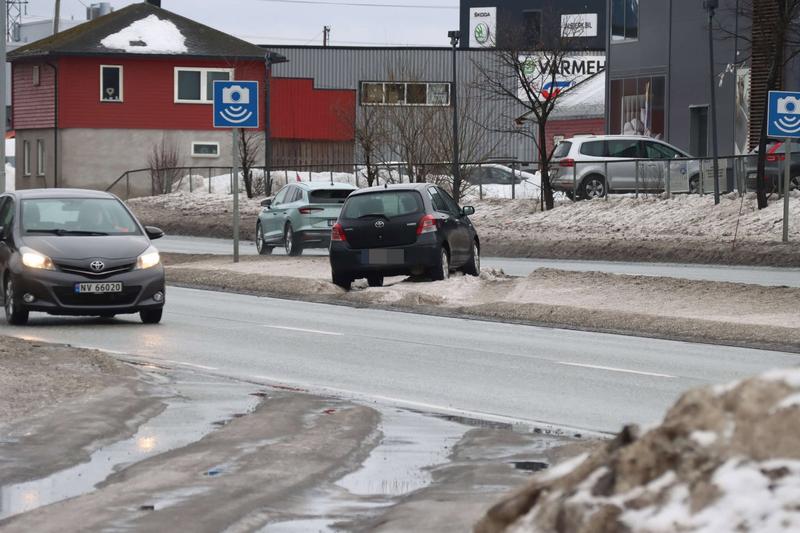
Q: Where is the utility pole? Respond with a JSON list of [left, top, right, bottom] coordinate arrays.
[[704, 0, 721, 205], [53, 0, 61, 34], [323, 26, 330, 47], [6, 1, 29, 42], [448, 30, 461, 198]]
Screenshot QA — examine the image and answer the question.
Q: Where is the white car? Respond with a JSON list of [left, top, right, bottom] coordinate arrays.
[[549, 135, 703, 199]]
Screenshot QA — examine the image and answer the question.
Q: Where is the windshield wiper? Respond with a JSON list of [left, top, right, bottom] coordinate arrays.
[[26, 229, 109, 236]]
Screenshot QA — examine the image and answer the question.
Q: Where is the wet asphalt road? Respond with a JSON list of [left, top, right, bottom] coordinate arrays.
[[3, 286, 797, 434], [158, 235, 800, 287]]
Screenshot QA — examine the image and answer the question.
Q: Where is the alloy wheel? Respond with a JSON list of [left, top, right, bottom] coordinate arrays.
[[585, 178, 605, 199], [441, 250, 450, 280], [5, 279, 13, 318], [473, 244, 481, 274], [256, 224, 264, 253], [284, 226, 293, 255]]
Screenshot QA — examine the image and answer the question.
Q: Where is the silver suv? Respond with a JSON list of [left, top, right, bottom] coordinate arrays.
[[550, 135, 701, 199]]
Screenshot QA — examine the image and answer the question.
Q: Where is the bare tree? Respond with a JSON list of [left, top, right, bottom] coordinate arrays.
[[238, 129, 263, 198], [716, 0, 800, 208], [148, 136, 183, 194], [428, 83, 500, 200], [474, 10, 590, 210]]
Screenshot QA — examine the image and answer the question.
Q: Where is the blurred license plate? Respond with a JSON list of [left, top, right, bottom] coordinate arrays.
[[327, 219, 336, 227], [367, 249, 404, 265], [75, 282, 123, 294]]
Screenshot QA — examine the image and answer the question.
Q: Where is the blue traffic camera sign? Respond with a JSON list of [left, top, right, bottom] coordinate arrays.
[[768, 90, 800, 138], [213, 80, 259, 129]]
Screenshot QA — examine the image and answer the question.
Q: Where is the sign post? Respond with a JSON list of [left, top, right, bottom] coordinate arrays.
[[213, 80, 260, 262], [767, 90, 800, 243]]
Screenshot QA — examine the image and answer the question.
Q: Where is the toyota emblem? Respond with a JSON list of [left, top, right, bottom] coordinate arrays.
[[374, 220, 385, 229], [90, 260, 105, 272]]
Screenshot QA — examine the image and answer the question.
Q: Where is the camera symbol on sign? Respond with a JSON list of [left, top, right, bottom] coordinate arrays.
[[222, 85, 250, 105], [777, 96, 800, 115], [218, 84, 254, 125]]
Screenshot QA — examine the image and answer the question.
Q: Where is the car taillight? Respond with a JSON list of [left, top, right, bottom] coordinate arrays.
[[416, 214, 438, 235], [559, 158, 575, 168], [331, 222, 346, 242], [766, 154, 785, 162], [299, 207, 324, 214]]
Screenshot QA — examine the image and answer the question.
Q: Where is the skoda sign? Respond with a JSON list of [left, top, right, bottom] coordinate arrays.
[[469, 7, 496, 48]]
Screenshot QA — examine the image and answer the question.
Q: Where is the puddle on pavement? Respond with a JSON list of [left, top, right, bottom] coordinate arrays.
[[262, 408, 466, 532], [0, 373, 261, 521]]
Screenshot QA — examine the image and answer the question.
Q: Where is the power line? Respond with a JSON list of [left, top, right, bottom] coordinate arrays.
[[254, 0, 457, 10]]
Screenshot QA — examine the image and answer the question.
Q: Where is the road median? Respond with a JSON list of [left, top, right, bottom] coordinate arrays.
[[164, 255, 800, 353]]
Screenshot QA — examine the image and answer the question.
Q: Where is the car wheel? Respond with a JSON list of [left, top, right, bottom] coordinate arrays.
[[581, 175, 606, 199], [462, 241, 480, 276], [332, 272, 352, 290], [430, 247, 450, 281], [140, 309, 163, 324], [565, 190, 575, 201], [689, 175, 700, 194], [256, 223, 273, 256], [4, 278, 29, 326], [367, 274, 384, 287], [98, 313, 116, 319], [791, 176, 800, 191], [284, 224, 303, 256]]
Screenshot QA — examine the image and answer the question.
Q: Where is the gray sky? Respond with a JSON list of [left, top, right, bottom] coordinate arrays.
[[20, 0, 460, 47]]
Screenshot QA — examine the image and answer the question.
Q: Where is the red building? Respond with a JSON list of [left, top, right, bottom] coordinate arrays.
[[8, 1, 355, 193]]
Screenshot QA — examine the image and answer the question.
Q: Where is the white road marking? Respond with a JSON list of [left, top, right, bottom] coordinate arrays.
[[161, 359, 219, 371], [557, 361, 675, 379], [265, 325, 343, 336]]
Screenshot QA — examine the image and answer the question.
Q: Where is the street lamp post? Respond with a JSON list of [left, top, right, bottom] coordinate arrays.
[[704, 0, 721, 205], [448, 30, 461, 195]]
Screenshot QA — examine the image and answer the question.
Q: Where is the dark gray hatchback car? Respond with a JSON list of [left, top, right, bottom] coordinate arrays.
[[0, 189, 166, 325], [329, 184, 480, 290]]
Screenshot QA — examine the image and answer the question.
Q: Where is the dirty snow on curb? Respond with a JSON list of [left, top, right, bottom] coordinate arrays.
[[622, 459, 800, 532], [101, 15, 187, 54]]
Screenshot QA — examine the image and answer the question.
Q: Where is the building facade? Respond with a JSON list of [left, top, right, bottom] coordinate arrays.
[[9, 2, 275, 194], [605, 0, 764, 156], [459, 0, 607, 50]]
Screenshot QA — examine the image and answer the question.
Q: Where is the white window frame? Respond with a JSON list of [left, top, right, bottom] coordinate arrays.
[[174, 67, 235, 104], [36, 140, 45, 176], [360, 81, 451, 107], [32, 65, 40, 86], [100, 65, 124, 102], [22, 141, 31, 177], [191, 141, 221, 158]]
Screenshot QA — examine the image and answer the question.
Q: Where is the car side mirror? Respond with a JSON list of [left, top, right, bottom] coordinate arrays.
[[461, 206, 475, 217], [261, 198, 272, 209], [145, 225, 164, 240]]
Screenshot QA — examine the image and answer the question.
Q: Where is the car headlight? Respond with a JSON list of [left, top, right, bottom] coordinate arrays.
[[21, 247, 55, 270], [136, 246, 160, 270]]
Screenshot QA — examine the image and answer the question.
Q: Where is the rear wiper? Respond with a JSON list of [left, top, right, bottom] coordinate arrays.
[[26, 229, 109, 236], [357, 213, 387, 219]]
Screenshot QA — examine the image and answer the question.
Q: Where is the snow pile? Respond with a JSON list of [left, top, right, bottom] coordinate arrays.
[[471, 192, 800, 243], [100, 15, 187, 54], [477, 368, 800, 533]]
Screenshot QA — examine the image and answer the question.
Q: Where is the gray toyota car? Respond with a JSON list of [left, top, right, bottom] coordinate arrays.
[[0, 189, 165, 325]]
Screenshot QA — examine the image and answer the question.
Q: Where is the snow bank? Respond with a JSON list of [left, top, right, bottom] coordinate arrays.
[[478, 368, 800, 532], [471, 192, 800, 243], [101, 15, 187, 54]]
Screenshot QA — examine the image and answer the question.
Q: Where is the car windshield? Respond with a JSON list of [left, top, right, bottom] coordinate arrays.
[[341, 191, 423, 219], [309, 189, 353, 204], [21, 198, 141, 236]]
